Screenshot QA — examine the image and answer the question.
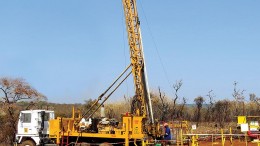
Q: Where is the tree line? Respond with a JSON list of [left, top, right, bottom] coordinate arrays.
[[1, 77, 260, 145]]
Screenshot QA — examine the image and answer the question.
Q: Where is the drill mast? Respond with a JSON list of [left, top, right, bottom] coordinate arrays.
[[122, 0, 154, 124]]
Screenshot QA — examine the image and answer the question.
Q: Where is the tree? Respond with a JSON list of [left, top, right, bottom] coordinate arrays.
[[158, 87, 170, 121], [150, 90, 171, 121], [0, 77, 46, 145], [250, 93, 260, 106], [176, 97, 187, 119], [171, 80, 183, 119], [194, 96, 205, 126], [232, 81, 245, 116], [212, 100, 231, 127], [248, 93, 260, 115], [205, 90, 215, 122]]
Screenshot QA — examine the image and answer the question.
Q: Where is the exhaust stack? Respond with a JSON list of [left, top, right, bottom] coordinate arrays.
[[101, 104, 105, 118]]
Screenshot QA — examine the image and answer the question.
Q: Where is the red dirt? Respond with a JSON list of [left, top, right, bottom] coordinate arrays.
[[197, 139, 259, 146]]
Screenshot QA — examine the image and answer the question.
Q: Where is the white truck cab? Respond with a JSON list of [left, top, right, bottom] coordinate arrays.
[[16, 110, 54, 146]]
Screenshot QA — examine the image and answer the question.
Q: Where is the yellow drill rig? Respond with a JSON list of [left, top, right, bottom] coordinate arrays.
[[16, 0, 163, 146]]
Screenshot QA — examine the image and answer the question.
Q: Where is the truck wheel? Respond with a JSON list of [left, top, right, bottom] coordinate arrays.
[[20, 140, 36, 146]]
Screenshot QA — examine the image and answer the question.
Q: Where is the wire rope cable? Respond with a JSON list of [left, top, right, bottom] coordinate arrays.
[[138, 0, 173, 92]]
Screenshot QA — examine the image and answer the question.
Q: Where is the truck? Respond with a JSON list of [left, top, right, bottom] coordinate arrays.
[[15, 0, 164, 145], [16, 110, 55, 146]]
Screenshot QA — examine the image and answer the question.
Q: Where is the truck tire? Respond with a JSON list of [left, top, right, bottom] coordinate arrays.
[[20, 140, 36, 146]]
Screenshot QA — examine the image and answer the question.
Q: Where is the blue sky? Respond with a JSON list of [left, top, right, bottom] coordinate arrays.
[[1, 0, 259, 104]]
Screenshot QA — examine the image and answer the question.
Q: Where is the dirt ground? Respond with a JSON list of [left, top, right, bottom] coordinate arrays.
[[194, 139, 260, 146]]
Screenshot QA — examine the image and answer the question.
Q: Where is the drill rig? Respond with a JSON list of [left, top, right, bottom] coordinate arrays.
[[15, 0, 162, 146]]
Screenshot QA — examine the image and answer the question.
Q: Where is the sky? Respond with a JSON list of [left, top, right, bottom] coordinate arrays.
[[0, 0, 260, 104]]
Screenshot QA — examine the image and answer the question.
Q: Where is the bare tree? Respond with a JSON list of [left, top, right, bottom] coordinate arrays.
[[0, 77, 46, 145], [232, 81, 245, 116], [205, 90, 215, 122], [250, 93, 260, 106], [177, 97, 187, 119], [158, 87, 170, 121], [171, 80, 183, 119]]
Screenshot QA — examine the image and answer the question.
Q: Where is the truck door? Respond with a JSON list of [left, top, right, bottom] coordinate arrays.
[[43, 112, 51, 134], [18, 112, 36, 135]]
